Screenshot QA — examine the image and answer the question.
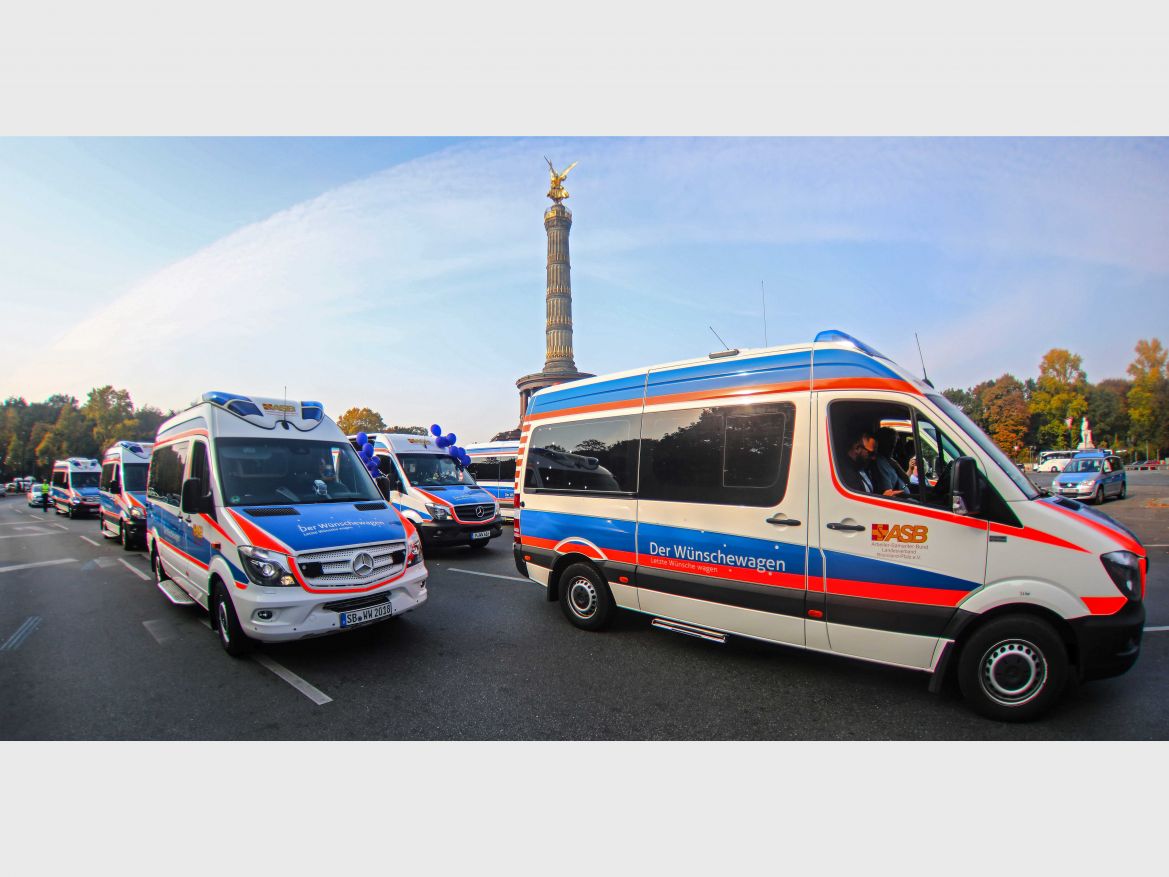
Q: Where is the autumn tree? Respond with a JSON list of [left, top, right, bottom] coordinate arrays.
[[337, 407, 387, 435], [978, 374, 1030, 456], [1030, 349, 1088, 449], [1127, 338, 1169, 455], [82, 385, 137, 449], [385, 425, 427, 436]]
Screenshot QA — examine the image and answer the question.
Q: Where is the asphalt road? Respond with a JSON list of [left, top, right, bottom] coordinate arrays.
[[2, 473, 1167, 740]]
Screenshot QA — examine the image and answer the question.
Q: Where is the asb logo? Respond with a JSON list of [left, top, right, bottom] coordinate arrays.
[[872, 523, 929, 544]]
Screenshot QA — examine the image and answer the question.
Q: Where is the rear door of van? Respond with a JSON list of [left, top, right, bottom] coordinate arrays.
[[635, 354, 812, 648]]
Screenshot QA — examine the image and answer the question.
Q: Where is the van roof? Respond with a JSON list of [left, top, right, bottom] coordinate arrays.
[[526, 330, 925, 421], [157, 392, 338, 443], [54, 458, 100, 470]]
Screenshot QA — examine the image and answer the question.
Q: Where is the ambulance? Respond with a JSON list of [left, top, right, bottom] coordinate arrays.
[[146, 392, 428, 656], [512, 330, 1146, 721], [51, 457, 102, 518], [465, 440, 519, 521], [98, 440, 153, 549], [355, 433, 503, 549]]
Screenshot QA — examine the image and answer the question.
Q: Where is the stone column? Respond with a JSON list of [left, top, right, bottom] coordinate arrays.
[[544, 203, 576, 373]]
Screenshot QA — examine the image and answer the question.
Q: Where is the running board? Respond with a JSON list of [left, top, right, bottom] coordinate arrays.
[[156, 578, 196, 606], [651, 618, 727, 644]]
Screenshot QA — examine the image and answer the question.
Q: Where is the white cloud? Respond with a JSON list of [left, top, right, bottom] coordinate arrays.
[[3, 137, 1167, 437]]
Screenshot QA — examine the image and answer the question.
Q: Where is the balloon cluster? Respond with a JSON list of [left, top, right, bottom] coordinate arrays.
[[355, 432, 382, 480], [431, 423, 471, 468]]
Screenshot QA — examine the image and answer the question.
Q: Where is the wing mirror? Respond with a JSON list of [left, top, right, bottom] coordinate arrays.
[[950, 456, 982, 516], [374, 475, 392, 500], [181, 477, 213, 514]]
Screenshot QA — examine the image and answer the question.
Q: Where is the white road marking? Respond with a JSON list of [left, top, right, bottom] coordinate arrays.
[[1144, 626, 1169, 632], [0, 558, 77, 575], [251, 653, 333, 705], [0, 532, 57, 540], [447, 567, 528, 582], [79, 535, 100, 547], [1145, 544, 1169, 548], [142, 619, 176, 644], [1, 616, 42, 651], [0, 521, 53, 527], [119, 558, 152, 581], [52, 524, 68, 531]]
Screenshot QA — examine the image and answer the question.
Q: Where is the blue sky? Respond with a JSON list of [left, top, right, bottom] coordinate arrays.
[[1, 137, 1166, 440]]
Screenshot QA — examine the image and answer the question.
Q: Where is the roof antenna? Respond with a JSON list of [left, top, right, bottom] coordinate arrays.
[[914, 333, 934, 388], [709, 325, 731, 350], [760, 281, 768, 347]]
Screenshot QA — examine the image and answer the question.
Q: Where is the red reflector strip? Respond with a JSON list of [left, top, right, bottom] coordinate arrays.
[[807, 609, 823, 619]]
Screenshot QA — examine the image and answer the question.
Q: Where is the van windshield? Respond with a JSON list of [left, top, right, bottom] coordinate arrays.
[[215, 438, 382, 506], [122, 464, 148, 492], [398, 453, 475, 487], [70, 472, 100, 490], [928, 394, 1040, 499]]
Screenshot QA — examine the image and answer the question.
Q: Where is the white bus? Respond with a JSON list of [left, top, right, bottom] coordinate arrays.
[[1033, 450, 1076, 473]]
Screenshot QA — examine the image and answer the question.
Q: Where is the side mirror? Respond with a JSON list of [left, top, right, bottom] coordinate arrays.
[[374, 475, 392, 500], [107, 480, 120, 494], [950, 456, 982, 516], [181, 477, 210, 514]]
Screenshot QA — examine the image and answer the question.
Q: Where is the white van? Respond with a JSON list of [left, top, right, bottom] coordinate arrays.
[[356, 433, 503, 549], [51, 457, 102, 518], [512, 330, 1146, 721], [98, 440, 153, 549], [146, 392, 428, 656], [465, 440, 519, 521]]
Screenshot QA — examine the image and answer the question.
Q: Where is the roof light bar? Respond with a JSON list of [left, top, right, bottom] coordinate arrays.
[[813, 329, 889, 360]]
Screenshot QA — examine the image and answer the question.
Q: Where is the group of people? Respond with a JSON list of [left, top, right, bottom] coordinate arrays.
[[840, 426, 919, 498]]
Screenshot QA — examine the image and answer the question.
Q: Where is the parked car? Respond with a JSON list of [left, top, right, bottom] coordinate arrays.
[[1053, 451, 1127, 503], [26, 483, 50, 507]]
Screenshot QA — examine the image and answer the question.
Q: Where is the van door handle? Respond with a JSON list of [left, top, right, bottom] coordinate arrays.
[[766, 514, 801, 526], [827, 521, 866, 532]]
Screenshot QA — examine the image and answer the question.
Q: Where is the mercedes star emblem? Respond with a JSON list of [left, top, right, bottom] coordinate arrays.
[[351, 552, 375, 576]]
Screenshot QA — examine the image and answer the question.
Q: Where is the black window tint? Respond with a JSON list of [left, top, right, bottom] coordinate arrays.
[[498, 458, 517, 482], [190, 441, 210, 485], [527, 415, 639, 493], [52, 470, 67, 488], [148, 441, 188, 506], [639, 403, 794, 506], [468, 458, 500, 483], [101, 462, 118, 491]]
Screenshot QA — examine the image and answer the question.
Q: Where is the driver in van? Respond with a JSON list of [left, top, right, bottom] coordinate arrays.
[[872, 427, 910, 497], [840, 429, 878, 494]]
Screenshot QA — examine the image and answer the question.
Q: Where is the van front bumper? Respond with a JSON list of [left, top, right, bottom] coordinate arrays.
[[234, 565, 429, 642], [418, 519, 502, 546], [1071, 600, 1145, 681]]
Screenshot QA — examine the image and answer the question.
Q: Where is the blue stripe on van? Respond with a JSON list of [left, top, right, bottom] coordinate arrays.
[[526, 373, 647, 416], [518, 509, 637, 555], [823, 548, 979, 593], [645, 349, 812, 398]]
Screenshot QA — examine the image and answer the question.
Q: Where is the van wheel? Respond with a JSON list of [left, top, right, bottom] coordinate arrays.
[[153, 547, 169, 583], [559, 562, 616, 631], [1090, 484, 1103, 505], [958, 614, 1068, 722], [213, 586, 251, 657], [120, 524, 134, 551], [1120, 482, 1127, 499]]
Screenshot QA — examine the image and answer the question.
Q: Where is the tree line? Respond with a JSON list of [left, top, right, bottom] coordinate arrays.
[[942, 338, 1168, 461], [1, 387, 175, 480]]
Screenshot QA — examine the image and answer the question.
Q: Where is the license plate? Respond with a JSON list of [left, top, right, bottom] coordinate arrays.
[[340, 602, 392, 627], [471, 529, 491, 539]]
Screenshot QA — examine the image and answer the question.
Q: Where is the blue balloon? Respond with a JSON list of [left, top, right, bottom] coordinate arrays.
[[460, 455, 471, 467], [356, 432, 368, 446], [445, 433, 456, 446], [362, 442, 374, 456], [435, 436, 450, 448], [430, 424, 442, 437]]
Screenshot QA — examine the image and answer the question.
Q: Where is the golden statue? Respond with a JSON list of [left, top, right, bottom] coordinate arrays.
[[545, 156, 578, 203]]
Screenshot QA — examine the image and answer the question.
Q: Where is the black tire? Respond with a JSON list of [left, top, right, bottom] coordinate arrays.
[[1091, 484, 1103, 505], [1120, 481, 1127, 499], [153, 545, 170, 583], [957, 614, 1069, 722], [558, 562, 616, 631], [120, 523, 135, 551], [213, 585, 251, 657]]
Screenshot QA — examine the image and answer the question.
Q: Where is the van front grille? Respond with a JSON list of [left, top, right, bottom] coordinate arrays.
[[296, 541, 406, 587]]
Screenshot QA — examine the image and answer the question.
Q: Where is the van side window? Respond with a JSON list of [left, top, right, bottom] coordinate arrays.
[[148, 441, 189, 506], [526, 415, 639, 493], [468, 457, 500, 483], [498, 458, 517, 482], [639, 402, 795, 506], [189, 441, 214, 518], [101, 462, 118, 491], [52, 469, 67, 488]]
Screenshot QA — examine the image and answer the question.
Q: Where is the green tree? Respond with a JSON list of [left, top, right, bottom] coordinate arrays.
[[36, 403, 97, 466], [337, 407, 387, 435], [82, 385, 136, 449], [1030, 349, 1088, 449], [1086, 378, 1131, 450], [1127, 338, 1169, 455]]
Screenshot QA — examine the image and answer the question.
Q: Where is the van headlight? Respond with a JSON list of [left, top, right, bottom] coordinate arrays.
[[70, 497, 80, 505], [238, 545, 297, 587], [425, 503, 450, 521], [129, 507, 145, 519], [1101, 551, 1142, 601], [407, 531, 423, 567]]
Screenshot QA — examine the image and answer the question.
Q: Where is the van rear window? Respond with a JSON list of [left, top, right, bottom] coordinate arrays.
[[526, 416, 639, 494]]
